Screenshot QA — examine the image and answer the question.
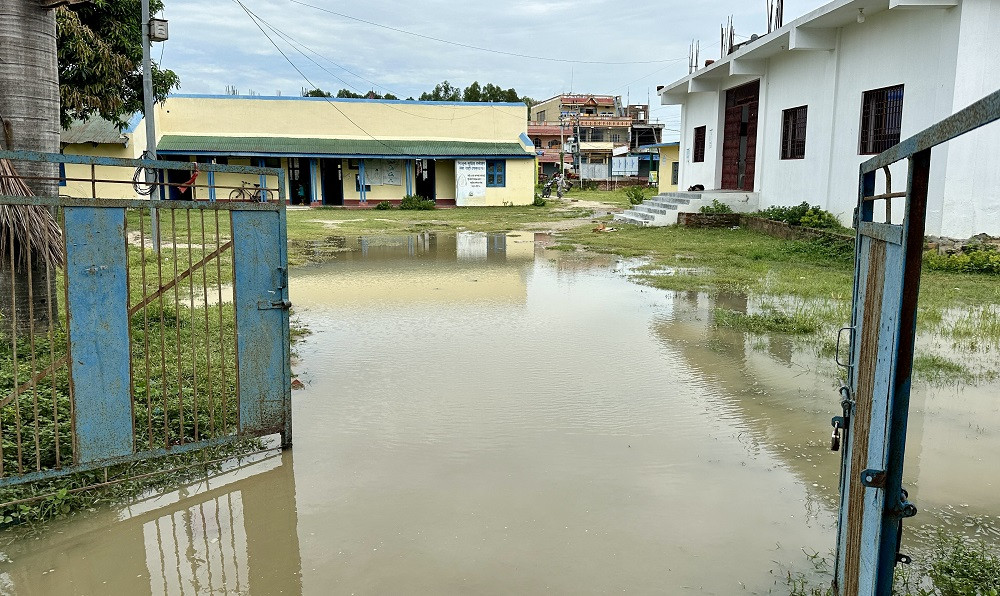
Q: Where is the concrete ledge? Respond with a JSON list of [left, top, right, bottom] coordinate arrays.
[[677, 213, 855, 247], [677, 213, 740, 228]]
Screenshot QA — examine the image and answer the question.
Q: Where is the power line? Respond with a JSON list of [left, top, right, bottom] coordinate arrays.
[[288, 0, 686, 66], [232, 0, 403, 154]]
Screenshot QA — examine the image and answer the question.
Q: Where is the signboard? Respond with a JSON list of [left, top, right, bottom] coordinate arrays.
[[612, 156, 639, 176], [455, 160, 487, 206], [364, 160, 383, 186], [382, 159, 401, 186]]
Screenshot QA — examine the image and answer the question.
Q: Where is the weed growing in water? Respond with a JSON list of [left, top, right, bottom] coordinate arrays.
[[714, 307, 822, 335], [911, 354, 973, 384]]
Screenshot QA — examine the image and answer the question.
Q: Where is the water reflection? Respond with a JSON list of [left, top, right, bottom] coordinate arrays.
[[2, 232, 997, 593], [0, 451, 301, 595]]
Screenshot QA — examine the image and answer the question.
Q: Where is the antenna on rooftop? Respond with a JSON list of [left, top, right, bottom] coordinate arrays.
[[767, 0, 784, 33]]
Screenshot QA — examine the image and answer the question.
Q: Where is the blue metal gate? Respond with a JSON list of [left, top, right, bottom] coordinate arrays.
[[0, 151, 291, 489], [832, 89, 1000, 595]]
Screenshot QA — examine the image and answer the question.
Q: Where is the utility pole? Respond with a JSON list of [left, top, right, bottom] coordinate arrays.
[[559, 115, 565, 177], [142, 0, 160, 250]]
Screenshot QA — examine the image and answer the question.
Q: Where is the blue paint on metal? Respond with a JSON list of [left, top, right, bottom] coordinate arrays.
[[309, 159, 318, 203], [207, 169, 217, 202], [518, 132, 532, 146], [156, 150, 534, 160], [0, 149, 283, 177], [231, 210, 290, 438], [257, 158, 267, 199], [359, 160, 368, 203], [0, 195, 281, 211], [63, 207, 134, 463], [405, 160, 413, 196], [125, 112, 144, 133]]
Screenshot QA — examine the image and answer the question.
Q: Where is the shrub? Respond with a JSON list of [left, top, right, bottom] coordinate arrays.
[[757, 201, 814, 226], [925, 242, 1000, 275], [399, 195, 436, 210], [699, 199, 733, 214], [926, 532, 1000, 595], [800, 208, 843, 229], [374, 201, 392, 210], [625, 186, 647, 206], [580, 180, 599, 191], [533, 196, 547, 207]]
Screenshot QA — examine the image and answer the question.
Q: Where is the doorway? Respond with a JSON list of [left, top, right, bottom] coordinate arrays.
[[721, 80, 760, 191], [415, 159, 436, 201], [288, 157, 312, 205], [320, 159, 343, 206]]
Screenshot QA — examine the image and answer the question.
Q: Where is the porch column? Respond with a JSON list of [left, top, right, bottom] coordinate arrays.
[[309, 158, 319, 206]]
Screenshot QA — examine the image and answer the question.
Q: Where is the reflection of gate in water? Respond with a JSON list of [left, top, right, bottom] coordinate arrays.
[[0, 151, 291, 492], [832, 89, 1000, 595]]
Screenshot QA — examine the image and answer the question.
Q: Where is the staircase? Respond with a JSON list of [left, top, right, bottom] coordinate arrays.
[[614, 191, 759, 227]]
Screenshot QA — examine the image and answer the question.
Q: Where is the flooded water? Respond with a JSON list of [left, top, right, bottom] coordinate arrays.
[[2, 231, 998, 594]]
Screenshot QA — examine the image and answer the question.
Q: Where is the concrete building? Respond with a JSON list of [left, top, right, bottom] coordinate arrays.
[[529, 94, 664, 181], [61, 94, 537, 207], [658, 0, 1000, 237]]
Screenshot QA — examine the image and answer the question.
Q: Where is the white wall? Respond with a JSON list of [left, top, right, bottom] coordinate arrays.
[[940, 0, 1000, 237], [678, 91, 722, 190]]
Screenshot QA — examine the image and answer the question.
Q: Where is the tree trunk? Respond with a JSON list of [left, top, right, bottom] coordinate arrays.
[[0, 0, 60, 197], [0, 1, 61, 330], [0, 260, 58, 335]]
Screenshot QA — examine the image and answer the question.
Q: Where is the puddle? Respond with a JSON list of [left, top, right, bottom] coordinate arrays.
[[1, 231, 997, 594]]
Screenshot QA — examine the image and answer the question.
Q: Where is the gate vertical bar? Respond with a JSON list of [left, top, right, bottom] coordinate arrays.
[[64, 206, 134, 463]]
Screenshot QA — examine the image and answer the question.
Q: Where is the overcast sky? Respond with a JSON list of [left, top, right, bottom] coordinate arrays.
[[157, 0, 820, 139]]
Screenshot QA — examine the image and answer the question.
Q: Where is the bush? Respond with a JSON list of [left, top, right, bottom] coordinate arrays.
[[756, 201, 843, 229], [926, 532, 1000, 595], [374, 201, 392, 210], [399, 195, 436, 210], [699, 199, 733, 214], [580, 180, 599, 191], [533, 195, 547, 207], [625, 186, 647, 206], [925, 242, 1000, 275]]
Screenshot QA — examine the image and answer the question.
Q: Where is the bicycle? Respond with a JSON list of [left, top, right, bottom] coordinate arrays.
[[229, 180, 271, 202]]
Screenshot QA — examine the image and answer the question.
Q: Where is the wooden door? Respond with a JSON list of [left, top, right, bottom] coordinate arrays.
[[721, 80, 760, 191]]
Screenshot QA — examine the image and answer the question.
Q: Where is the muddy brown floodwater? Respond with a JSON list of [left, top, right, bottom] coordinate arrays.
[[1, 231, 998, 594]]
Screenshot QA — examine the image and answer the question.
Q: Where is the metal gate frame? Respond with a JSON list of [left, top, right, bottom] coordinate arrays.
[[0, 150, 292, 489], [832, 88, 1000, 595]]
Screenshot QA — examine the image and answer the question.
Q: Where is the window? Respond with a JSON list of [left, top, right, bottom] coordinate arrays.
[[671, 162, 679, 185], [486, 160, 505, 187], [590, 129, 604, 142], [536, 110, 546, 122], [548, 139, 560, 148], [693, 126, 706, 162], [58, 162, 66, 187], [260, 157, 280, 169], [781, 105, 808, 159], [533, 138, 541, 148], [859, 84, 904, 154], [611, 133, 621, 143]]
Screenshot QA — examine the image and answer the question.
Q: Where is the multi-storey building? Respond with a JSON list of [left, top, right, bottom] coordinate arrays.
[[529, 94, 664, 180]]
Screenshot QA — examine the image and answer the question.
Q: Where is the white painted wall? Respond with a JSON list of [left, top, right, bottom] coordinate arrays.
[[678, 90, 722, 190], [939, 0, 1000, 237], [669, 1, 1000, 237]]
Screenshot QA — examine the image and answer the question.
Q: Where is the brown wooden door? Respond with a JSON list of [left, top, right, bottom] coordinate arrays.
[[721, 80, 760, 191]]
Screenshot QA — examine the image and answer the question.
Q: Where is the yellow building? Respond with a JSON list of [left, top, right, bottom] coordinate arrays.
[[652, 142, 680, 193], [60, 95, 537, 207]]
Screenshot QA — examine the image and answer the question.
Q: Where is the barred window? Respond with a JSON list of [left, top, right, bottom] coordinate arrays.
[[781, 105, 808, 159], [859, 85, 904, 155], [692, 126, 706, 162], [486, 160, 505, 187]]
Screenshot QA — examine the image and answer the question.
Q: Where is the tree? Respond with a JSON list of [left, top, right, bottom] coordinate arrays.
[[57, 0, 179, 128], [462, 81, 482, 103], [0, 0, 63, 329], [419, 80, 461, 102], [303, 88, 332, 97]]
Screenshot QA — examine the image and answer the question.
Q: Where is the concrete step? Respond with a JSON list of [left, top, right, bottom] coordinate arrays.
[[633, 204, 673, 216], [648, 197, 687, 207], [613, 212, 651, 226]]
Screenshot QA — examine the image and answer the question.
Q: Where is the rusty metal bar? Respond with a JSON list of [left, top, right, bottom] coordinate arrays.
[[201, 210, 216, 438], [128, 240, 233, 317], [9, 231, 23, 474], [228, 211, 240, 436], [139, 209, 154, 451], [187, 209, 199, 442], [24, 241, 41, 471], [215, 209, 229, 436], [156, 211, 169, 450], [45, 253, 60, 468], [125, 210, 137, 451], [0, 196, 282, 211], [861, 192, 906, 202], [170, 210, 184, 446]]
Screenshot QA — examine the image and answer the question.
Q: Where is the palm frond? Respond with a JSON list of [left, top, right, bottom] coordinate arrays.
[[0, 158, 64, 269]]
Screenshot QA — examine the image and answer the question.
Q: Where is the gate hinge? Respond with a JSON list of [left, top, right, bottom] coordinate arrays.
[[860, 468, 885, 488]]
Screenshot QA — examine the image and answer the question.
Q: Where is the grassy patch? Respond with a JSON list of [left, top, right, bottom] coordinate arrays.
[[911, 354, 973, 384], [714, 307, 823, 335]]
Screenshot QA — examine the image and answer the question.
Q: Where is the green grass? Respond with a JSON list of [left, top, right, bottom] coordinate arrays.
[[911, 354, 974, 384], [714, 307, 823, 334]]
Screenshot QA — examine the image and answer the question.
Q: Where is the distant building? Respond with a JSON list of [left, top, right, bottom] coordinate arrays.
[[60, 95, 537, 207], [658, 0, 1000, 236], [529, 94, 664, 181]]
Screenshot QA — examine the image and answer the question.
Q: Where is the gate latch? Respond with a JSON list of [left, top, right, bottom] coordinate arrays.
[[860, 468, 886, 488], [258, 298, 292, 310], [831, 416, 844, 451]]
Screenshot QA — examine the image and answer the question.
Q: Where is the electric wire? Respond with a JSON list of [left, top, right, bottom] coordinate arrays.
[[288, 0, 685, 66], [232, 0, 405, 155]]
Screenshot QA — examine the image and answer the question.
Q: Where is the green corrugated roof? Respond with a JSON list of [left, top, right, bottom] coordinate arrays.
[[157, 135, 533, 158]]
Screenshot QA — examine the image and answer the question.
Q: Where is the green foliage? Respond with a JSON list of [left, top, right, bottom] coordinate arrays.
[[625, 186, 648, 206], [302, 88, 331, 97], [580, 180, 599, 191], [699, 199, 734, 214], [374, 200, 392, 210], [925, 532, 1000, 595], [713, 307, 821, 334], [57, 0, 180, 128], [532, 196, 547, 207], [925, 243, 1000, 275], [399, 195, 436, 210], [756, 201, 842, 229]]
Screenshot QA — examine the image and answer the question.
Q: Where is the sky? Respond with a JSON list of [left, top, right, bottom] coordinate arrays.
[[156, 0, 821, 140]]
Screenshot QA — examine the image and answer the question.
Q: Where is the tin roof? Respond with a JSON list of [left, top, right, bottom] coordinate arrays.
[[157, 136, 534, 158], [61, 117, 128, 145]]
